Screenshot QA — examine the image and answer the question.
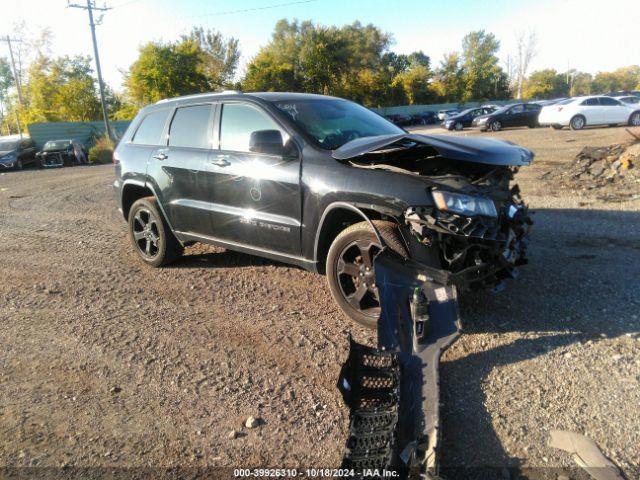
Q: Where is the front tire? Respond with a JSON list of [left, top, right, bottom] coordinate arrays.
[[551, 125, 563, 130], [570, 115, 585, 130], [128, 197, 183, 267], [454, 122, 463, 131], [326, 221, 408, 329], [14, 159, 23, 170]]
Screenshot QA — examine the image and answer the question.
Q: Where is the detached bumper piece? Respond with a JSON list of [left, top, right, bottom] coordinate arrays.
[[338, 339, 400, 472], [338, 250, 461, 479]]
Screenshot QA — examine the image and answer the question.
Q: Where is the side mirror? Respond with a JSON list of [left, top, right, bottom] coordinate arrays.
[[249, 129, 285, 156]]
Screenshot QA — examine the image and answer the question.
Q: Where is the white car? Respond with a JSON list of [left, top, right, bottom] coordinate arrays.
[[538, 95, 640, 130], [615, 95, 640, 106]]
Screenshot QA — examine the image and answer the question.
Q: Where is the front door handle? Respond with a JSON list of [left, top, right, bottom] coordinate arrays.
[[152, 152, 168, 161], [211, 157, 230, 167]]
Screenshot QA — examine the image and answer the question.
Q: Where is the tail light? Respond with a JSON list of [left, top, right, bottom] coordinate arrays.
[[113, 151, 120, 165]]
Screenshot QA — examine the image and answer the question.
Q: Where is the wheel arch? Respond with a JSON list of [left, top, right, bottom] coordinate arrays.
[[121, 181, 155, 221], [313, 202, 401, 274]]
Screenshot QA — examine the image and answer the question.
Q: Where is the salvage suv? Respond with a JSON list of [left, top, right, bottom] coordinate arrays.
[[113, 92, 533, 327]]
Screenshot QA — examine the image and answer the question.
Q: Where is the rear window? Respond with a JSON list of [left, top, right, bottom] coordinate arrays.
[[132, 110, 169, 145], [168, 105, 212, 149]]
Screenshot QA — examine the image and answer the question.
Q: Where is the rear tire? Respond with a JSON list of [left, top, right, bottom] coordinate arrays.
[[128, 197, 183, 267], [629, 112, 640, 127], [570, 115, 585, 130], [490, 120, 502, 131], [326, 221, 408, 329]]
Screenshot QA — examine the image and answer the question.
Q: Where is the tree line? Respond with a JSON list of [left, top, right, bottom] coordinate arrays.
[[1, 20, 639, 132]]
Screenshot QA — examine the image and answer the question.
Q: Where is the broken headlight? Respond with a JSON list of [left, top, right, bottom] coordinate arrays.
[[431, 190, 497, 218]]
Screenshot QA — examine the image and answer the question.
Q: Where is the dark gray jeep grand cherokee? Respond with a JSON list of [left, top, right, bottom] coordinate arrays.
[[114, 92, 532, 328]]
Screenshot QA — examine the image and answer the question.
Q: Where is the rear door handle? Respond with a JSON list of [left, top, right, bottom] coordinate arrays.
[[152, 152, 168, 161]]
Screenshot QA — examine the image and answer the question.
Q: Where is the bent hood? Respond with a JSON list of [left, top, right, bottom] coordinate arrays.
[[331, 133, 534, 166]]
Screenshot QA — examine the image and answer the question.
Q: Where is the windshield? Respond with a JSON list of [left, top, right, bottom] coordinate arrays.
[[0, 141, 18, 150], [44, 141, 70, 150], [273, 98, 403, 150]]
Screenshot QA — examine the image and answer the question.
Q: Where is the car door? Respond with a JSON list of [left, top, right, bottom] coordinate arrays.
[[524, 104, 541, 125], [505, 104, 526, 127], [146, 103, 216, 236], [598, 97, 628, 124], [204, 101, 302, 255], [579, 98, 603, 125]]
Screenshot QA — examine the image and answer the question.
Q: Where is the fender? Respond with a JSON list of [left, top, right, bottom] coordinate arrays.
[[120, 178, 178, 236], [313, 201, 387, 264]]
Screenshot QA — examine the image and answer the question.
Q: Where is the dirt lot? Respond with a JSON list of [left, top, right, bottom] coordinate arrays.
[[0, 125, 639, 479]]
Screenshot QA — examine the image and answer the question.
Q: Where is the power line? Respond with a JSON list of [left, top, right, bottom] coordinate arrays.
[[67, 0, 113, 140], [194, 0, 318, 18]]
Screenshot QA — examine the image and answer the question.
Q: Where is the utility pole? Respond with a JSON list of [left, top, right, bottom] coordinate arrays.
[[2, 36, 24, 137], [67, 0, 113, 140]]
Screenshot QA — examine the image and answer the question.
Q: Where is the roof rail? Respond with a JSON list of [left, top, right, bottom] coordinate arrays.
[[156, 90, 242, 104]]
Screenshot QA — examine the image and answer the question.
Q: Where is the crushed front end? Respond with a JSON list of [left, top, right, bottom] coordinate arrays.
[[405, 180, 532, 291]]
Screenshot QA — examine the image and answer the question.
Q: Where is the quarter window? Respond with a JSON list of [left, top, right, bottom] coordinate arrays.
[[132, 110, 170, 145], [220, 103, 282, 152], [169, 105, 213, 149]]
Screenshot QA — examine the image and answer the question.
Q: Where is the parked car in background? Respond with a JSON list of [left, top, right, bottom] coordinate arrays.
[[437, 109, 461, 121], [538, 96, 640, 130], [604, 90, 640, 98], [443, 106, 497, 131], [384, 113, 412, 126], [0, 136, 37, 170], [614, 96, 640, 106], [409, 111, 439, 125], [472, 103, 542, 131], [36, 139, 88, 167]]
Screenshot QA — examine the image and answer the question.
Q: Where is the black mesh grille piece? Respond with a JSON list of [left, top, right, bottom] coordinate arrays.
[[338, 338, 400, 474]]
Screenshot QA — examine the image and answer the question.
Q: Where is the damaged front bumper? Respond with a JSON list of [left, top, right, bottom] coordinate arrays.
[[405, 188, 532, 291], [339, 250, 461, 479]]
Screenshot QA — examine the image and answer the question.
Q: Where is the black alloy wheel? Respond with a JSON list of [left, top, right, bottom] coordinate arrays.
[[128, 197, 182, 267], [326, 221, 408, 329]]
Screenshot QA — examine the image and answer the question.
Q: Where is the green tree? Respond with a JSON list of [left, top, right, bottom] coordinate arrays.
[[460, 30, 508, 100], [522, 69, 569, 99], [591, 66, 640, 93], [0, 57, 14, 134], [181, 27, 240, 89], [431, 52, 464, 102], [125, 40, 209, 105], [243, 19, 423, 107], [19, 55, 102, 124], [569, 71, 593, 96]]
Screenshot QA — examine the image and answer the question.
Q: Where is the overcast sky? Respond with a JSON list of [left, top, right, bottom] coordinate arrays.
[[2, 0, 639, 91]]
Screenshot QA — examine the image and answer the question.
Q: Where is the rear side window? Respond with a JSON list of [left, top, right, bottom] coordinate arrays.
[[509, 105, 524, 113], [132, 110, 169, 145], [220, 103, 281, 152], [168, 105, 213, 149], [525, 104, 541, 111], [582, 98, 600, 106], [599, 97, 621, 106]]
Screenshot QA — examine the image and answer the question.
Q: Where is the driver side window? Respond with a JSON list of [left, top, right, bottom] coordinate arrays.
[[220, 103, 285, 152], [510, 105, 524, 114]]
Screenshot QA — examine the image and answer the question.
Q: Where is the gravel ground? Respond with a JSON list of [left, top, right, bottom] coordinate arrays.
[[0, 125, 638, 479]]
